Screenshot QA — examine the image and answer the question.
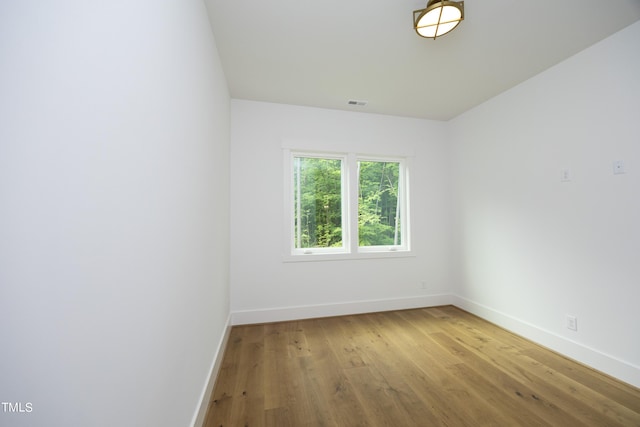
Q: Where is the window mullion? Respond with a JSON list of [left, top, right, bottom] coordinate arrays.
[[347, 153, 359, 253]]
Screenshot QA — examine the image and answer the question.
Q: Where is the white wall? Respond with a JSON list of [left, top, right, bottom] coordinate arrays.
[[0, 2, 230, 426], [450, 21, 640, 387], [230, 101, 452, 323]]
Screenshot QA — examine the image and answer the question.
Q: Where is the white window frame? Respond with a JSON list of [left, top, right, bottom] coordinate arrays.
[[290, 152, 349, 256], [356, 155, 410, 254], [283, 149, 412, 262]]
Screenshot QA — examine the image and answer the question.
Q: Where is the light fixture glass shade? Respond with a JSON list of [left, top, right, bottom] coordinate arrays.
[[414, 0, 464, 39]]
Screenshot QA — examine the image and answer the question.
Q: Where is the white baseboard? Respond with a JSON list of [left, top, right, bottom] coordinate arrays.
[[451, 295, 640, 389], [231, 294, 454, 325], [191, 314, 232, 427]]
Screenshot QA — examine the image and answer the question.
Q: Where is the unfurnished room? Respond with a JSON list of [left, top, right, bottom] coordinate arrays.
[[1, 1, 639, 426]]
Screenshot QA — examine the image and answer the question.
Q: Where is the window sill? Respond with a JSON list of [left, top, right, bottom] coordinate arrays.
[[282, 251, 415, 263]]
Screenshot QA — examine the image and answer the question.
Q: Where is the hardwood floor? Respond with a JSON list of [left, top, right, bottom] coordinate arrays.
[[204, 306, 640, 426]]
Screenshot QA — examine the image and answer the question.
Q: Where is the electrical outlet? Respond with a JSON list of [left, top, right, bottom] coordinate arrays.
[[561, 168, 572, 182], [566, 315, 578, 331], [420, 281, 427, 290]]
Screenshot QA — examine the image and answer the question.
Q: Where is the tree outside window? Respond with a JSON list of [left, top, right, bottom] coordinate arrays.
[[358, 161, 402, 247], [290, 151, 409, 257]]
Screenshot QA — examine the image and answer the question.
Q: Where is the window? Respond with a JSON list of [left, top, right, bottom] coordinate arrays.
[[358, 160, 404, 249], [293, 155, 345, 252], [285, 150, 410, 259]]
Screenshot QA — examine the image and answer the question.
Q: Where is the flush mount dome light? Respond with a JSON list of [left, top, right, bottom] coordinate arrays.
[[414, 0, 464, 39]]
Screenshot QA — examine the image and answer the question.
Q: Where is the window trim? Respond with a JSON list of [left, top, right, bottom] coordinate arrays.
[[283, 149, 412, 262], [355, 155, 410, 254], [290, 152, 349, 255]]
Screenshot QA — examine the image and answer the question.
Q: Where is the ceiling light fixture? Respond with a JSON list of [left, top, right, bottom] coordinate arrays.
[[413, 0, 464, 39]]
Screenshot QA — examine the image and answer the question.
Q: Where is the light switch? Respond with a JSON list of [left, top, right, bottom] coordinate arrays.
[[613, 160, 625, 175]]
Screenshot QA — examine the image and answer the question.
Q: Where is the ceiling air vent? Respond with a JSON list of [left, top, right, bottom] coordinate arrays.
[[347, 99, 368, 107]]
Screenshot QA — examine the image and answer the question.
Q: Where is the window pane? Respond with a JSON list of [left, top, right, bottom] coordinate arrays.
[[358, 161, 401, 246], [293, 157, 342, 249]]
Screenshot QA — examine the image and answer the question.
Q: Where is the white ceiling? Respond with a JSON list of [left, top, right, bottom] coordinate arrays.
[[205, 0, 640, 121]]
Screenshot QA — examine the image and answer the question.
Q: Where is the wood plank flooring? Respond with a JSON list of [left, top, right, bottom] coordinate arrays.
[[204, 306, 640, 426]]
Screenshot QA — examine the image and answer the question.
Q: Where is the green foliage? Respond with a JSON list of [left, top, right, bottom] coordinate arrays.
[[294, 157, 343, 248], [294, 156, 402, 249], [358, 161, 401, 246]]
